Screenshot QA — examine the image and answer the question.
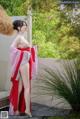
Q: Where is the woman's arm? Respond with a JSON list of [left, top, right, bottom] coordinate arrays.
[[11, 35, 20, 48]]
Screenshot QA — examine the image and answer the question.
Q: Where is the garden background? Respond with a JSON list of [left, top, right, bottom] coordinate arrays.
[[0, 0, 80, 119], [0, 0, 79, 59]]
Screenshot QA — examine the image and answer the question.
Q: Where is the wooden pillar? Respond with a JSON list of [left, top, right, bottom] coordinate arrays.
[[27, 8, 32, 46]]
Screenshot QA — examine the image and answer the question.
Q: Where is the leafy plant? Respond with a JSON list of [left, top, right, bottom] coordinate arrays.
[[0, 0, 31, 15], [37, 60, 80, 112], [32, 1, 80, 59]]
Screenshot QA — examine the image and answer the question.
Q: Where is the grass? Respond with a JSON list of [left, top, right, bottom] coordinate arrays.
[[48, 113, 80, 119]]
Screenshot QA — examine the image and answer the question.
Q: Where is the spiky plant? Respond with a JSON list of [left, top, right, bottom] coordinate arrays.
[[37, 59, 80, 112]]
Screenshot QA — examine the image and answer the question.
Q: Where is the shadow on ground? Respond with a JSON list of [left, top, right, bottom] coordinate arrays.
[[0, 102, 70, 118]]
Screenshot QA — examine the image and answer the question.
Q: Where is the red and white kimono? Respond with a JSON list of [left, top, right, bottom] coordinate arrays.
[[9, 45, 38, 115]]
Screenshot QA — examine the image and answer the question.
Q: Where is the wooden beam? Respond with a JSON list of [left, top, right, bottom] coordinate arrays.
[[27, 9, 32, 46]]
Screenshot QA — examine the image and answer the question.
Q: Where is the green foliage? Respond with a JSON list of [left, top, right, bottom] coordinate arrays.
[[48, 113, 80, 119], [32, 11, 61, 58], [32, 1, 80, 59], [48, 117, 64, 119], [37, 60, 80, 112], [32, 0, 59, 12], [0, 0, 31, 15]]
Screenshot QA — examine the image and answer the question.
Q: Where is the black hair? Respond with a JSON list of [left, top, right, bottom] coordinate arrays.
[[13, 20, 27, 32]]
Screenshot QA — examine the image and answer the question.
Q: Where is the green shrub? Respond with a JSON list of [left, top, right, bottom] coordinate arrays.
[[37, 60, 80, 112]]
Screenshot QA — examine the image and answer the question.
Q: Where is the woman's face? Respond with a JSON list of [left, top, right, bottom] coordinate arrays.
[[20, 22, 27, 33]]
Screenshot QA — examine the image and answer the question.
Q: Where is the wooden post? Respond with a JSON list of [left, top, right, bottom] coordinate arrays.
[[27, 8, 32, 46]]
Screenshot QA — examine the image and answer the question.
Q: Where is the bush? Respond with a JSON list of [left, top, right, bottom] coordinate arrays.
[[32, 2, 80, 59], [37, 60, 80, 112]]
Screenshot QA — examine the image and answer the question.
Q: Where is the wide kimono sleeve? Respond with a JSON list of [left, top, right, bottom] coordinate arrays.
[[9, 46, 22, 81]]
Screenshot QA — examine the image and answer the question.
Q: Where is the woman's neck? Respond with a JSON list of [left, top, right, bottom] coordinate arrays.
[[18, 31, 25, 36]]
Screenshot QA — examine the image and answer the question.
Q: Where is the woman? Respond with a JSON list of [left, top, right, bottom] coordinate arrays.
[[9, 20, 36, 117], [0, 6, 37, 116]]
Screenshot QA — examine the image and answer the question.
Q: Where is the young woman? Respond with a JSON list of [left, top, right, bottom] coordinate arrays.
[[0, 6, 37, 116], [9, 20, 36, 117]]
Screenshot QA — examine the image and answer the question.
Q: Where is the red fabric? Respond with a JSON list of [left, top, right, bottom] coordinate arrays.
[[9, 47, 35, 113]]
